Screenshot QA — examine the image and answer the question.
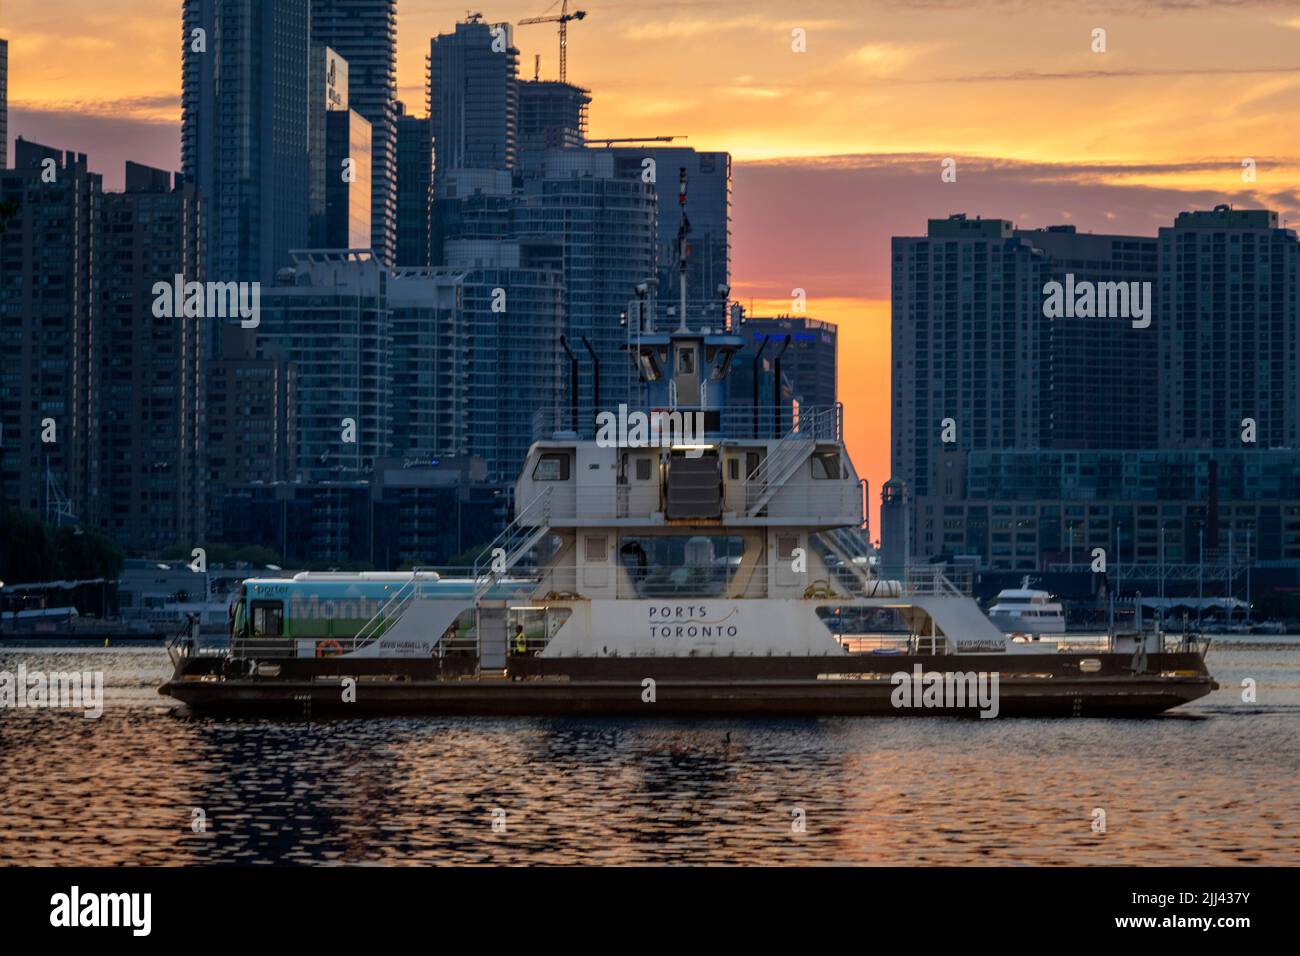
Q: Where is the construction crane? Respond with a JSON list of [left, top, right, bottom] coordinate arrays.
[[519, 0, 587, 84], [584, 136, 686, 147]]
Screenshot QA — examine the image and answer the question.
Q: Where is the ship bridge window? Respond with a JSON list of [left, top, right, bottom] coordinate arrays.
[[635, 457, 652, 481], [250, 601, 283, 638], [532, 453, 570, 481], [811, 451, 843, 480], [677, 348, 695, 374]]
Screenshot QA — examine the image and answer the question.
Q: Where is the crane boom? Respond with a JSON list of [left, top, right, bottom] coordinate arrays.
[[518, 1, 587, 82]]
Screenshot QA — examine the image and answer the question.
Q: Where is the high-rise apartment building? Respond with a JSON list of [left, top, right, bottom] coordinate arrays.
[[891, 215, 1051, 518], [0, 39, 8, 170], [310, 0, 398, 267], [0, 140, 102, 525], [427, 16, 519, 191], [1158, 205, 1300, 450], [518, 80, 589, 177], [394, 102, 433, 267], [389, 247, 564, 484], [443, 241, 564, 481], [97, 163, 206, 551], [205, 325, 295, 542], [514, 149, 657, 417], [387, 268, 465, 459], [1012, 225, 1159, 450], [607, 146, 731, 326], [182, 0, 312, 283], [256, 251, 391, 482]]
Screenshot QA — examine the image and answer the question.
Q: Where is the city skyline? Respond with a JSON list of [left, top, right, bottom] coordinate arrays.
[[5, 0, 1300, 510]]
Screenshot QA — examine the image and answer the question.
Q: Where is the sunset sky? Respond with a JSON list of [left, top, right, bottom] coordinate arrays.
[[5, 0, 1300, 526]]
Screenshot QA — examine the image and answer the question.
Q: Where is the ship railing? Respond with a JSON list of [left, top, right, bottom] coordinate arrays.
[[473, 488, 554, 602], [531, 404, 844, 443], [899, 565, 972, 597], [527, 559, 910, 602], [536, 480, 862, 522], [834, 635, 914, 655]]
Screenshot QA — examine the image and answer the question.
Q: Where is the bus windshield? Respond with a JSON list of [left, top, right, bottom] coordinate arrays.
[[231, 593, 247, 640]]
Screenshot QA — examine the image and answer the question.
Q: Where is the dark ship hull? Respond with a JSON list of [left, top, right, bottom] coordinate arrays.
[[160, 649, 1216, 718]]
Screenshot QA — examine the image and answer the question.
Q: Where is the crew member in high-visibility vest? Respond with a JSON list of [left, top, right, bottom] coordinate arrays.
[[514, 624, 527, 657]]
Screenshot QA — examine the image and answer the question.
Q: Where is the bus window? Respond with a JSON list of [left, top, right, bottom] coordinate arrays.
[[251, 601, 284, 638]]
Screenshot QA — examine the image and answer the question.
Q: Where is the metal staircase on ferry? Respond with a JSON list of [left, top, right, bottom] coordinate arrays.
[[350, 572, 441, 648], [743, 405, 841, 516], [347, 490, 554, 646], [471, 487, 554, 602]]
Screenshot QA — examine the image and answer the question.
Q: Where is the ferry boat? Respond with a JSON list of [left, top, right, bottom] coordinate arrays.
[[160, 195, 1216, 719], [988, 578, 1067, 635], [160, 311, 1217, 719]]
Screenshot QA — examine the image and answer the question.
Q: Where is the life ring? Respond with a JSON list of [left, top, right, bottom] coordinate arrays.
[[316, 639, 344, 658]]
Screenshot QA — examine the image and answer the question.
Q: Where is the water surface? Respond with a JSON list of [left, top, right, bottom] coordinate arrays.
[[1, 642, 1296, 865]]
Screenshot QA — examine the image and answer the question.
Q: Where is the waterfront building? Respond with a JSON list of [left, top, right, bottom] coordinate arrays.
[[255, 251, 391, 483], [212, 457, 507, 566], [182, 0, 312, 283], [205, 325, 295, 542], [1157, 206, 1300, 450], [394, 102, 433, 267], [0, 39, 8, 170], [605, 146, 731, 327], [1011, 224, 1159, 450], [311, 0, 398, 267], [97, 163, 206, 551], [518, 80, 589, 177], [924, 448, 1300, 571], [0, 140, 102, 525]]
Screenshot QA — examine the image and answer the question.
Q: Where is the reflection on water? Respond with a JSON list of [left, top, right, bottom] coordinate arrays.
[[1, 643, 1297, 865]]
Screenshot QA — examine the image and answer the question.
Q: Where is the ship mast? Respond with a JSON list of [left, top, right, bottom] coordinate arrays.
[[677, 166, 689, 332]]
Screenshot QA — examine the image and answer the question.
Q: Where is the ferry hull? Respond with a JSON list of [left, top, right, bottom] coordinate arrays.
[[160, 652, 1216, 718]]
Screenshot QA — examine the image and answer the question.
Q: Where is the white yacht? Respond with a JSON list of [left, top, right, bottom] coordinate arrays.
[[988, 578, 1066, 635]]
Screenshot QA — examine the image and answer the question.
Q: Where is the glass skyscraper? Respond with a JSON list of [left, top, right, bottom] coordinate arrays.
[[256, 252, 391, 483], [310, 0, 398, 267], [607, 146, 732, 327], [514, 149, 657, 418], [394, 102, 433, 267], [427, 17, 519, 190], [182, 0, 312, 284]]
